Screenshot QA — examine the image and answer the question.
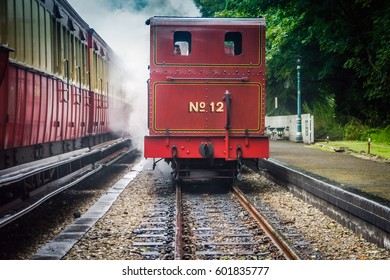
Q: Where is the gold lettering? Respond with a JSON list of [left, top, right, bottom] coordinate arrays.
[[216, 102, 224, 112], [189, 101, 224, 113], [189, 102, 198, 112], [210, 102, 224, 112], [199, 102, 206, 112]]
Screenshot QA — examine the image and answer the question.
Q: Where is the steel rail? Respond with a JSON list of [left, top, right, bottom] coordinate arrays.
[[254, 159, 390, 250], [0, 165, 102, 228], [232, 186, 300, 260], [174, 184, 183, 260], [0, 145, 133, 229]]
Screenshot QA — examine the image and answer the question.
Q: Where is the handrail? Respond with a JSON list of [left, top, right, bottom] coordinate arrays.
[[105, 81, 109, 109], [59, 59, 69, 103], [75, 66, 82, 104], [85, 71, 91, 107], [223, 90, 231, 130], [98, 78, 103, 108]]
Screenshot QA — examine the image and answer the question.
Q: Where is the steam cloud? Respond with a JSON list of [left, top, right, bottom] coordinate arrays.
[[67, 0, 200, 150]]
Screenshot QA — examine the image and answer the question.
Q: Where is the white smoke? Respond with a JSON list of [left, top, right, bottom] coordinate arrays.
[[67, 0, 200, 151]]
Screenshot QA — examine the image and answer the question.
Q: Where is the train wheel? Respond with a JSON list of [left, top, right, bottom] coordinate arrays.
[[171, 159, 179, 182], [236, 159, 244, 181]]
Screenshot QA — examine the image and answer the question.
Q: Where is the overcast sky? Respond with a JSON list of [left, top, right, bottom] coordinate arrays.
[[66, 0, 200, 149]]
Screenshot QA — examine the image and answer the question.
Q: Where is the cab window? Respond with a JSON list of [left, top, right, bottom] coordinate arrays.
[[173, 31, 191, 56], [224, 32, 242, 56]]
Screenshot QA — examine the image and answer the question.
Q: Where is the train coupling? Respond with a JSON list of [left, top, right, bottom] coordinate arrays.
[[199, 142, 214, 158]]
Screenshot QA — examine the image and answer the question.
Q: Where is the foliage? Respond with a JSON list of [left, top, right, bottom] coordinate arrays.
[[193, 0, 226, 17], [344, 120, 390, 143], [369, 126, 390, 144], [303, 97, 344, 140], [193, 0, 390, 127], [344, 118, 371, 140]]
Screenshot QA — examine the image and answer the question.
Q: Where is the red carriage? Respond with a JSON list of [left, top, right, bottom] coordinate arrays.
[[0, 0, 129, 170]]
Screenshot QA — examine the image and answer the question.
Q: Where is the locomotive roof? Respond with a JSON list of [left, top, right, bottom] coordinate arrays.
[[146, 16, 265, 26]]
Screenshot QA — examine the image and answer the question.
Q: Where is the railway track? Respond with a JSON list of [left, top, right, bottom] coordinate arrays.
[[232, 186, 299, 259], [129, 181, 299, 260], [0, 137, 132, 229], [178, 184, 299, 260], [129, 178, 176, 260], [253, 159, 390, 250], [3, 158, 386, 260]]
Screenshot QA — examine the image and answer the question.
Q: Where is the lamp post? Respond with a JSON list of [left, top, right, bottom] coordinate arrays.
[[295, 58, 303, 143]]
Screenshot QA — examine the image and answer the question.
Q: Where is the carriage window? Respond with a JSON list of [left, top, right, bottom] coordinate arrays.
[[224, 32, 242, 55], [174, 31, 191, 56]]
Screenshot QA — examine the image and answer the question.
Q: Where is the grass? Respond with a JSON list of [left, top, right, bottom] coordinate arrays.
[[315, 140, 390, 159]]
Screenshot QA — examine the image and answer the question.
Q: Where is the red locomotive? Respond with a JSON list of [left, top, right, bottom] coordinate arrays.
[[144, 17, 269, 180], [0, 0, 130, 170]]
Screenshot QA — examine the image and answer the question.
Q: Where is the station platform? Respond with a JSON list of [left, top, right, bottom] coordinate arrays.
[[268, 140, 390, 206]]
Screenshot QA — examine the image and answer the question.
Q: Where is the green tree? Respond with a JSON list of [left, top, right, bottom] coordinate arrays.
[[193, 0, 390, 127]]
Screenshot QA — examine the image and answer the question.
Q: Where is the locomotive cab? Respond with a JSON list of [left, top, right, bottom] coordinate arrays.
[[144, 17, 269, 181]]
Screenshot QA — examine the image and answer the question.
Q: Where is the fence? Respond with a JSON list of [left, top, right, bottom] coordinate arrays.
[[265, 114, 314, 143]]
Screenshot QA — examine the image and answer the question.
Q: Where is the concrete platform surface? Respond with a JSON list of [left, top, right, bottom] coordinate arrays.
[[268, 140, 390, 205]]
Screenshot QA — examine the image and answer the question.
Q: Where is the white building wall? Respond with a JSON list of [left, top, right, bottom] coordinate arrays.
[[265, 114, 314, 143]]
